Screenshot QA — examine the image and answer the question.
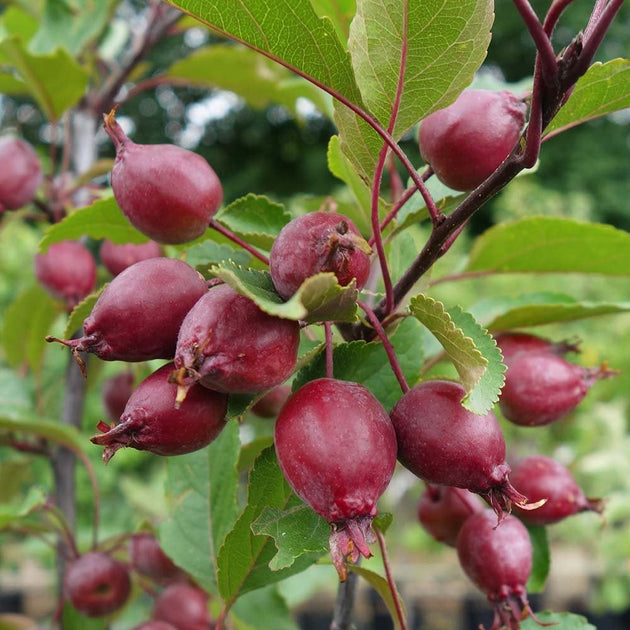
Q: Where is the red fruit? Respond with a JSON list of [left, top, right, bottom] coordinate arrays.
[[510, 455, 604, 526], [134, 622, 178, 630], [102, 371, 135, 422], [499, 351, 612, 426], [274, 378, 397, 580], [0, 136, 42, 210], [494, 331, 579, 365], [129, 533, 185, 584], [251, 384, 291, 418], [63, 551, 131, 618], [100, 239, 162, 276], [419, 90, 526, 191], [172, 284, 300, 397], [34, 240, 97, 308], [91, 363, 228, 463], [104, 109, 222, 244], [389, 380, 537, 519], [152, 582, 212, 630], [46, 258, 207, 368], [417, 485, 483, 547], [269, 211, 371, 299], [457, 510, 537, 630]]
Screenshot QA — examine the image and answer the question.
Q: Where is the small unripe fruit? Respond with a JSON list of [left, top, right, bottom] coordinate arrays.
[[417, 485, 483, 547], [0, 136, 42, 210], [104, 109, 222, 244], [46, 258, 208, 368], [63, 552, 131, 618], [269, 211, 371, 299], [275, 378, 397, 580], [102, 372, 135, 422], [34, 240, 97, 308], [129, 533, 185, 584], [152, 582, 212, 630], [457, 510, 536, 629], [499, 351, 612, 426], [172, 284, 300, 396], [510, 455, 604, 526], [419, 90, 526, 191], [100, 239, 162, 276], [91, 363, 228, 463]]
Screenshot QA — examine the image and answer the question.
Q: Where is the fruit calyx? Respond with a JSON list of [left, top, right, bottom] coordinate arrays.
[[103, 107, 128, 153], [45, 333, 102, 377], [480, 476, 547, 524], [329, 516, 376, 582], [485, 586, 552, 630]]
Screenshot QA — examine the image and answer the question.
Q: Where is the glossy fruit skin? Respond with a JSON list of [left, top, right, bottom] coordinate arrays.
[[100, 239, 162, 276], [275, 378, 397, 579], [129, 533, 185, 584], [34, 240, 97, 308], [417, 485, 483, 547], [456, 510, 534, 630], [511, 455, 603, 526], [494, 331, 579, 365], [0, 136, 42, 210], [419, 90, 526, 191], [251, 384, 291, 418], [104, 112, 222, 244], [499, 351, 595, 426], [269, 211, 371, 299], [63, 552, 131, 618], [91, 363, 228, 463], [173, 284, 300, 395], [48, 258, 207, 364], [152, 582, 212, 630], [102, 372, 135, 422]]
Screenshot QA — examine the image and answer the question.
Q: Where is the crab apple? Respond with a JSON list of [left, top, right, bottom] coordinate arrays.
[[152, 582, 212, 630], [46, 257, 207, 369], [510, 455, 604, 526], [63, 552, 131, 618], [274, 378, 397, 580], [103, 109, 222, 244], [102, 371, 135, 422], [129, 533, 186, 584], [91, 363, 228, 463], [251, 384, 292, 418], [100, 239, 162, 276], [457, 510, 539, 630], [417, 485, 484, 547], [418, 89, 527, 191], [389, 380, 540, 519], [499, 351, 613, 427], [172, 284, 300, 397], [34, 240, 97, 308], [494, 331, 580, 365], [269, 211, 372, 299], [0, 136, 42, 210]]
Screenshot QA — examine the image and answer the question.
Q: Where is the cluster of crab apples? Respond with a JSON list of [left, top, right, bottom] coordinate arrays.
[[7, 91, 610, 627]]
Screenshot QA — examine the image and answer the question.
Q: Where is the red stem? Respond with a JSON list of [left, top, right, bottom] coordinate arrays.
[[209, 219, 270, 265], [324, 322, 334, 379], [375, 527, 408, 630], [543, 0, 578, 36]]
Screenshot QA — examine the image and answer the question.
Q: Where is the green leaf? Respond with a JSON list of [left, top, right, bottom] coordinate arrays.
[[471, 292, 630, 330], [466, 217, 630, 276], [166, 44, 333, 119], [29, 0, 115, 56], [251, 503, 329, 570], [347, 565, 406, 630], [545, 59, 630, 137], [310, 0, 355, 44], [159, 421, 241, 595], [520, 612, 596, 630], [215, 194, 291, 249], [409, 295, 504, 414], [1, 284, 59, 374], [526, 525, 550, 593], [0, 487, 47, 529], [39, 197, 149, 252], [183, 240, 252, 274], [348, 0, 493, 139], [164, 0, 363, 106], [61, 603, 106, 630], [0, 368, 31, 419], [217, 446, 324, 604], [231, 585, 299, 630], [292, 316, 424, 411], [211, 261, 359, 324], [0, 34, 89, 121], [63, 289, 103, 339]]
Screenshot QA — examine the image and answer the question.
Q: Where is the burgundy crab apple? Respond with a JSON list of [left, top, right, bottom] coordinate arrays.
[[494, 331, 580, 365], [104, 108, 222, 244], [129, 532, 186, 584], [152, 582, 212, 630], [274, 378, 397, 580], [102, 371, 135, 422], [0, 136, 42, 211], [100, 238, 162, 276]]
